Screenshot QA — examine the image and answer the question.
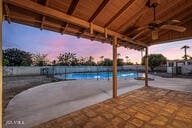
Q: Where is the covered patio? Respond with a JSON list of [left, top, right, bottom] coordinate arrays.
[[1, 0, 192, 127]]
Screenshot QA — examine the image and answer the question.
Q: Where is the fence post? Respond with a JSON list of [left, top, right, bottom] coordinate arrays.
[[107, 66, 110, 80], [97, 65, 99, 80], [64, 67, 67, 80]]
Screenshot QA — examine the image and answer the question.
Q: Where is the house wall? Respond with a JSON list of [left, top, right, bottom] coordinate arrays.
[[181, 65, 192, 74]]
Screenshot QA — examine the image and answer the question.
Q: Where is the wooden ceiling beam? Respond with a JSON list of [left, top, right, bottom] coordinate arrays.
[[88, 0, 109, 22], [4, 3, 11, 24], [40, 0, 49, 30], [67, 0, 79, 15], [61, 0, 79, 34], [5, 0, 147, 47], [10, 15, 112, 44], [10, 15, 63, 28], [104, 0, 135, 28]]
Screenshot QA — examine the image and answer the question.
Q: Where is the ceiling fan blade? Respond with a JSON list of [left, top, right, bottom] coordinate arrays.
[[152, 30, 158, 40], [170, 19, 181, 23], [132, 29, 148, 40], [161, 25, 186, 32], [163, 19, 181, 25], [134, 26, 148, 32]]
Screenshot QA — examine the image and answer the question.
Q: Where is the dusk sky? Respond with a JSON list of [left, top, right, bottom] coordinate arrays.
[[3, 22, 192, 63]]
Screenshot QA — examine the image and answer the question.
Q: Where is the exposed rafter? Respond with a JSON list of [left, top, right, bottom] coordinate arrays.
[[61, 0, 79, 34], [88, 0, 109, 22], [67, 0, 79, 15], [40, 0, 49, 30], [77, 0, 110, 38], [5, 0, 147, 47], [4, 3, 11, 24], [9, 14, 142, 50], [104, 0, 135, 28]]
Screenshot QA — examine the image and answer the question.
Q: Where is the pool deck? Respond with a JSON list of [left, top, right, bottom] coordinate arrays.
[[3, 77, 192, 128]]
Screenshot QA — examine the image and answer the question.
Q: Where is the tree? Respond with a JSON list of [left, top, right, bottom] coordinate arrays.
[[3, 48, 32, 66], [78, 57, 86, 65], [71, 57, 79, 66], [21, 60, 29, 66], [3, 59, 9, 66], [142, 54, 167, 72], [125, 56, 129, 64], [101, 58, 113, 66], [84, 56, 96, 66], [117, 58, 124, 66], [57, 52, 77, 66], [181, 45, 190, 60], [100, 56, 104, 61], [52, 60, 57, 66], [32, 53, 48, 66]]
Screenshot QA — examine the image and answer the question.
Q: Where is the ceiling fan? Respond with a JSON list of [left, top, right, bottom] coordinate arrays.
[[132, 0, 186, 40]]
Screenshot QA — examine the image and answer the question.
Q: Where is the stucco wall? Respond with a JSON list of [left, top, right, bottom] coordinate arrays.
[[3, 65, 166, 76], [3, 66, 44, 76]]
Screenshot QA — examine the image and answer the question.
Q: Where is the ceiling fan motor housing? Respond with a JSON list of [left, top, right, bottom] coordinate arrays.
[[149, 22, 160, 30], [146, 0, 160, 8]]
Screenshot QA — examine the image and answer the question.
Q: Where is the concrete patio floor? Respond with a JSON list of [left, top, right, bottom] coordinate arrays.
[[32, 87, 192, 128], [3, 77, 192, 128]]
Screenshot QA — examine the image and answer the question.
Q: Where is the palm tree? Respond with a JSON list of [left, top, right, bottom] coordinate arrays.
[[88, 56, 94, 62], [32, 53, 48, 66], [125, 56, 129, 64], [181, 45, 190, 60], [100, 56, 104, 61]]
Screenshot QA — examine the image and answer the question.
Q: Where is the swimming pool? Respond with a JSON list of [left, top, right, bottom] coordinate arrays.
[[55, 72, 150, 80]]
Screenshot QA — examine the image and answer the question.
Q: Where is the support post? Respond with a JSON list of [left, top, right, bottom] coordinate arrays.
[[145, 47, 148, 87], [89, 22, 93, 35], [113, 36, 117, 98], [104, 28, 107, 38]]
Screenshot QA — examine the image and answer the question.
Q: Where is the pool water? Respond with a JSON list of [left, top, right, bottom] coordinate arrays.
[[56, 72, 149, 80]]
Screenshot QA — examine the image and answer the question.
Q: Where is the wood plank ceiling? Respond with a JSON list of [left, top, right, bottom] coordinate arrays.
[[3, 0, 192, 50]]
